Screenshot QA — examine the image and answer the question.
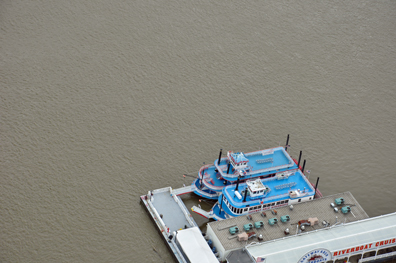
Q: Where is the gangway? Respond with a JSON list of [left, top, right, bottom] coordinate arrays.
[[172, 185, 194, 196], [191, 205, 211, 219]]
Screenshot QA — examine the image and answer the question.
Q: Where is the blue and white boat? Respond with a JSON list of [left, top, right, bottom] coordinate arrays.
[[192, 169, 319, 220], [192, 146, 301, 200]]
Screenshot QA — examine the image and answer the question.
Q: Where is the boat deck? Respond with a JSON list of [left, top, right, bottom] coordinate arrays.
[[224, 170, 314, 206], [218, 147, 297, 181], [206, 191, 369, 252], [242, 148, 292, 172]]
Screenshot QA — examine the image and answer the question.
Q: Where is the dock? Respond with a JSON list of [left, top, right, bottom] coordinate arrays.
[[140, 186, 218, 263]]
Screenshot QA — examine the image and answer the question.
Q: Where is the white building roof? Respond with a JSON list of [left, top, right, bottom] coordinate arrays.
[[176, 227, 219, 263], [247, 212, 396, 263]]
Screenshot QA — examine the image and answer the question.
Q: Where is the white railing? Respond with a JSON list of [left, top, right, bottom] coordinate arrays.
[[198, 163, 213, 178], [219, 162, 295, 179], [153, 186, 172, 194], [171, 186, 193, 196], [146, 196, 168, 234], [202, 178, 224, 190], [194, 187, 219, 198]]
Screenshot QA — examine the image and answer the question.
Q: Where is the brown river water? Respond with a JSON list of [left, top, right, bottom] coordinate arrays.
[[1, 1, 395, 262]]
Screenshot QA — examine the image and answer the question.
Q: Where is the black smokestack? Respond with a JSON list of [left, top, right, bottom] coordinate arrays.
[[314, 177, 320, 198], [243, 187, 248, 202], [235, 176, 240, 191], [218, 149, 222, 165], [297, 151, 302, 168], [285, 134, 290, 151]]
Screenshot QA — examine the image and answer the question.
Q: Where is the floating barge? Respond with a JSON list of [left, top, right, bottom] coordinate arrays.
[[140, 186, 218, 263], [141, 187, 396, 263]]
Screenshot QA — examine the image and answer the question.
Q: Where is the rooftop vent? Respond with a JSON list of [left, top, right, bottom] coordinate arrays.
[[243, 223, 253, 231], [281, 215, 291, 223], [229, 226, 239, 235], [335, 197, 344, 205], [268, 218, 278, 225], [341, 206, 351, 214], [254, 221, 264, 229]]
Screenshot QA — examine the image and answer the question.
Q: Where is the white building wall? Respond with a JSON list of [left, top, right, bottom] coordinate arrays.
[[206, 223, 226, 261]]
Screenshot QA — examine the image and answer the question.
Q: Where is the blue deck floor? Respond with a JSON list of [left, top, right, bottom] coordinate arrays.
[[224, 170, 314, 204]]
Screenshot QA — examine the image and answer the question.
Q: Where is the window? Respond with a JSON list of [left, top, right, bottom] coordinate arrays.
[[298, 199, 301, 202]]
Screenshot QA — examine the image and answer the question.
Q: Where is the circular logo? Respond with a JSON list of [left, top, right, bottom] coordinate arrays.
[[298, 248, 332, 263]]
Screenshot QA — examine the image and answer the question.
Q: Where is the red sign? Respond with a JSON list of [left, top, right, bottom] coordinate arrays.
[[333, 238, 396, 257]]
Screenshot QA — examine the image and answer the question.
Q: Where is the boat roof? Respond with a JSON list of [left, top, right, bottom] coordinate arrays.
[[217, 147, 298, 181], [223, 170, 314, 207], [176, 227, 219, 263], [207, 192, 369, 253]]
